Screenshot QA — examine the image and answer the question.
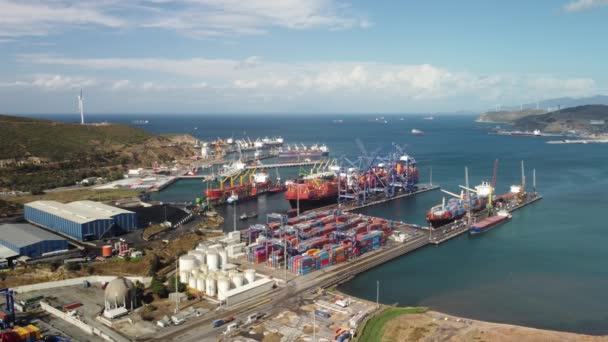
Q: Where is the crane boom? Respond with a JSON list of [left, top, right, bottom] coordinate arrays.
[[491, 159, 499, 188]]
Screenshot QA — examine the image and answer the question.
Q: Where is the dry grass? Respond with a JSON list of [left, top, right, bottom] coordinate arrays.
[[6, 188, 141, 205]]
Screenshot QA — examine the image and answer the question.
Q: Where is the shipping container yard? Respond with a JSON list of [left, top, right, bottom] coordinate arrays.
[[0, 155, 543, 342]]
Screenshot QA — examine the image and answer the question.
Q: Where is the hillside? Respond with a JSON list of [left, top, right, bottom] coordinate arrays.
[[514, 105, 608, 134], [0, 115, 152, 160], [476, 109, 547, 123], [0, 115, 199, 192]]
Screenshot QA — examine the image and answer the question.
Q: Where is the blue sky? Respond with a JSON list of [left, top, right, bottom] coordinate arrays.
[[0, 0, 607, 114]]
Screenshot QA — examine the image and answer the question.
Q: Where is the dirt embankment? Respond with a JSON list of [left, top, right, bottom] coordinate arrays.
[[382, 311, 608, 342]]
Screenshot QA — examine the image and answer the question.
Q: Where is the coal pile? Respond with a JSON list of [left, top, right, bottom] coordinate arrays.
[[131, 205, 188, 227]]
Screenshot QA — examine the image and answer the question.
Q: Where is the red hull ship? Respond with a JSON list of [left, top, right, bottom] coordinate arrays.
[[285, 177, 339, 211]]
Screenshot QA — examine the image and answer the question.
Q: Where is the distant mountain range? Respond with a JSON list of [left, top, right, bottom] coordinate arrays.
[[476, 95, 608, 123]]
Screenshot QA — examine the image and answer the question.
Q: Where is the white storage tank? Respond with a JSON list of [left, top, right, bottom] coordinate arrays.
[[244, 269, 256, 284], [196, 276, 206, 292], [206, 252, 219, 271], [195, 243, 208, 253], [179, 271, 190, 284], [205, 276, 217, 297], [179, 255, 199, 274], [191, 269, 200, 279], [231, 274, 244, 288], [217, 276, 231, 295], [188, 250, 205, 264], [188, 275, 197, 289], [218, 249, 228, 268]]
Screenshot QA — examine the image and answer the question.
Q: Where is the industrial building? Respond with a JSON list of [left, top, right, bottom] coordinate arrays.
[[24, 200, 138, 241], [0, 223, 68, 258]]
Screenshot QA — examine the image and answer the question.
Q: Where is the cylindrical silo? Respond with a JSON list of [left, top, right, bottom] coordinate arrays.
[[244, 269, 256, 284], [188, 250, 205, 264], [179, 255, 199, 274], [191, 269, 200, 279], [217, 276, 231, 296], [196, 276, 206, 292], [206, 252, 219, 271], [179, 270, 190, 284], [205, 276, 216, 297], [231, 274, 244, 288], [218, 249, 228, 268], [188, 275, 197, 289]]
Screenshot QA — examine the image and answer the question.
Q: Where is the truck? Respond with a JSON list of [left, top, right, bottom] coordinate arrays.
[[223, 322, 239, 334], [212, 315, 234, 328], [315, 309, 330, 319], [62, 302, 82, 311]]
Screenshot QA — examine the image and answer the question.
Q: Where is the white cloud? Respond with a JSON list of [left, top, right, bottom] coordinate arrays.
[[563, 0, 608, 12], [0, 0, 368, 39], [18, 54, 599, 105], [111, 79, 132, 90], [0, 0, 124, 38], [30, 74, 97, 89]]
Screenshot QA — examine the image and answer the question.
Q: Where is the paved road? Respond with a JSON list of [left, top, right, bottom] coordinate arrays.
[[146, 235, 430, 341]]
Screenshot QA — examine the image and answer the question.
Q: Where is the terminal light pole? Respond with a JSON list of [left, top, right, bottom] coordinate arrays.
[[175, 259, 179, 314], [376, 280, 380, 308]]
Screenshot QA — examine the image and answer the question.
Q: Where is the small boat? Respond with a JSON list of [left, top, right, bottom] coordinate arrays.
[[226, 193, 238, 204], [248, 212, 258, 218], [423, 116, 435, 120], [239, 213, 248, 220], [411, 129, 424, 136]]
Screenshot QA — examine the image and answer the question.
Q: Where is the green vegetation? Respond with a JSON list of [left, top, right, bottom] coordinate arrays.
[[0, 114, 198, 192], [0, 115, 152, 160], [476, 109, 546, 123], [168, 275, 187, 293], [150, 277, 168, 298], [515, 104, 608, 134], [355, 307, 427, 342], [0, 199, 23, 217]]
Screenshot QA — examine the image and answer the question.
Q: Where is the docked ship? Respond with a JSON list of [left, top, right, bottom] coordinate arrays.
[[205, 170, 272, 202], [411, 129, 424, 136], [426, 182, 491, 228], [469, 211, 511, 234], [279, 144, 329, 158], [284, 177, 339, 211]]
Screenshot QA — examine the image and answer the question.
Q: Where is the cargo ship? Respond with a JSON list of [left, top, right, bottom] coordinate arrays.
[[285, 155, 419, 211], [284, 176, 339, 211], [426, 182, 491, 228], [469, 211, 511, 234], [279, 144, 329, 158], [205, 171, 272, 202]]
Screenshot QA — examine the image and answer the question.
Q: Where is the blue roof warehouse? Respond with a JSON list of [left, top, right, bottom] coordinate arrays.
[[0, 223, 68, 258], [24, 200, 138, 241]]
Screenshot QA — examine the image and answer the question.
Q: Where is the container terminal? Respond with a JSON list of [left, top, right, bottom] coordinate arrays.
[[1, 158, 542, 342]]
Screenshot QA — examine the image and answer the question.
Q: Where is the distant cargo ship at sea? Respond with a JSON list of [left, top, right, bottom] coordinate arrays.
[[279, 144, 329, 158]]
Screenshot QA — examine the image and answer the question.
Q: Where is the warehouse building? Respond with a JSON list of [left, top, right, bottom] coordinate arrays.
[[0, 223, 68, 258], [24, 200, 138, 241]]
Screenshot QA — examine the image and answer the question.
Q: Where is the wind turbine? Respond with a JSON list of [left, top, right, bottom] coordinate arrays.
[[78, 89, 85, 125]]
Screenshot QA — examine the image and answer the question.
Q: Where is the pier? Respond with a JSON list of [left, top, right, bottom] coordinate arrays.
[[309, 184, 440, 214], [244, 160, 323, 169], [429, 194, 543, 245]]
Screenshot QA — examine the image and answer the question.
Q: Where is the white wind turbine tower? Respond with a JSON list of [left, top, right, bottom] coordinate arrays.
[[78, 89, 85, 125]]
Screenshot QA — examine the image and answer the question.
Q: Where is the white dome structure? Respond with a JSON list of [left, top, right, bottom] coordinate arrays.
[[104, 277, 137, 311]]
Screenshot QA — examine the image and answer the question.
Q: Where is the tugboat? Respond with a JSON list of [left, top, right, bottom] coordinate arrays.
[[247, 212, 258, 219]]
